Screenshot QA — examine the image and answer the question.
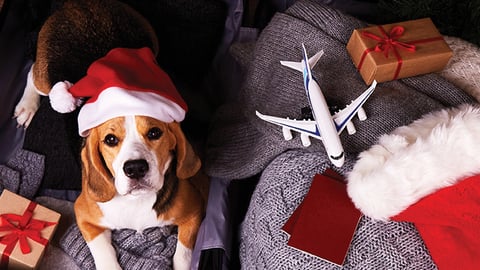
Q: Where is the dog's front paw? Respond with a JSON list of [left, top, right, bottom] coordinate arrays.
[[94, 260, 122, 270], [13, 89, 40, 129], [173, 242, 192, 270], [87, 231, 123, 270]]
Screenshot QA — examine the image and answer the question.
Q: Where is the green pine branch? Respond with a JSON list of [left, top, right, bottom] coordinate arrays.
[[377, 0, 480, 46]]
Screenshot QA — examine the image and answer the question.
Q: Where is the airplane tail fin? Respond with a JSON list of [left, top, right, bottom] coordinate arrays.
[[280, 44, 324, 73], [306, 49, 324, 70]]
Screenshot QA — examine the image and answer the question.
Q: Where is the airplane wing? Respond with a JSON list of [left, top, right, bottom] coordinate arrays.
[[255, 111, 320, 138], [332, 80, 377, 134]]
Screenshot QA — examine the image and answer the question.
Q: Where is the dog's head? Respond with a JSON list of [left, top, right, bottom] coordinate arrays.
[[81, 115, 200, 202]]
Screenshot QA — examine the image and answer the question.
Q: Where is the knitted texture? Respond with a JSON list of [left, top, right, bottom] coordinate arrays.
[[438, 36, 480, 102], [240, 150, 437, 269], [204, 0, 475, 180], [60, 224, 177, 270], [0, 149, 44, 198]]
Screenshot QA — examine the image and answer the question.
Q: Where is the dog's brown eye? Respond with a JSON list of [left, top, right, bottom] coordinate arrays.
[[104, 134, 119, 146], [147, 127, 162, 140]]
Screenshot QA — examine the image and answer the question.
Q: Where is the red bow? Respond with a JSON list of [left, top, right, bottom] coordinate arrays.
[[357, 26, 416, 81], [0, 202, 57, 269], [357, 24, 444, 81], [361, 26, 416, 58]]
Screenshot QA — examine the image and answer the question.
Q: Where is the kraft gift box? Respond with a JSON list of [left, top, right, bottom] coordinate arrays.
[[0, 190, 60, 270], [347, 18, 452, 85]]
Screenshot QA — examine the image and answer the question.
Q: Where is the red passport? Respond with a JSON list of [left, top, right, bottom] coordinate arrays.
[[282, 169, 362, 266]]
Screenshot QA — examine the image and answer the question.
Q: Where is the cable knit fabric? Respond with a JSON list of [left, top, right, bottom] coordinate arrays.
[[438, 36, 480, 102], [0, 149, 44, 198], [204, 0, 477, 269], [60, 224, 177, 270]]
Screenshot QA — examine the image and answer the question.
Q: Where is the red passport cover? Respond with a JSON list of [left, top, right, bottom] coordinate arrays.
[[282, 169, 362, 266]]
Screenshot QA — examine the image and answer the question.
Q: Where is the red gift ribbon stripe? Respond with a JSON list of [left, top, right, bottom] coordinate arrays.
[[0, 201, 57, 269], [357, 25, 445, 81]]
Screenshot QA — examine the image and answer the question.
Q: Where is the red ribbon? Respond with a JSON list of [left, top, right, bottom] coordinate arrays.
[[0, 201, 57, 269], [357, 25, 444, 81]]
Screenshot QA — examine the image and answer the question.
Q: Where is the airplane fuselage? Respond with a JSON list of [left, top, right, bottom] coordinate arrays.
[[306, 77, 345, 167]]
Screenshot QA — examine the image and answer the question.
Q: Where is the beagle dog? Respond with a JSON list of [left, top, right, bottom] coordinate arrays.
[[19, 1, 209, 268], [75, 115, 209, 270]]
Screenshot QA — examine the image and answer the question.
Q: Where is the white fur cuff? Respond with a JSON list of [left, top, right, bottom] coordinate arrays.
[[347, 104, 480, 220]]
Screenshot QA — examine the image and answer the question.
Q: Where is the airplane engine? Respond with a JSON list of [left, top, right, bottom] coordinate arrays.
[[300, 133, 311, 147], [282, 127, 293, 140], [346, 121, 356, 135], [357, 107, 367, 121]]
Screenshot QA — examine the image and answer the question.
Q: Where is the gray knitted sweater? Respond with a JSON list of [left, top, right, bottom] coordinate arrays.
[[205, 0, 475, 269]]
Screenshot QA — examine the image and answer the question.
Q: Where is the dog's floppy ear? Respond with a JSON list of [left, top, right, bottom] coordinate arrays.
[[169, 122, 201, 179], [81, 129, 117, 202]]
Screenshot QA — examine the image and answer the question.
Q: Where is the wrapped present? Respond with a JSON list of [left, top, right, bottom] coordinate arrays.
[[0, 190, 60, 270], [347, 18, 452, 85]]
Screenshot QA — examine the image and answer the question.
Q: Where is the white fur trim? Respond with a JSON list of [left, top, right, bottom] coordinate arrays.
[[347, 104, 480, 220], [49, 81, 78, 113], [78, 87, 186, 137]]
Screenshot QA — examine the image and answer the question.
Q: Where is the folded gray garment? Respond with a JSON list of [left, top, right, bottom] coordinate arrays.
[[0, 149, 44, 198], [205, 0, 475, 179], [240, 151, 437, 269], [60, 224, 177, 270]]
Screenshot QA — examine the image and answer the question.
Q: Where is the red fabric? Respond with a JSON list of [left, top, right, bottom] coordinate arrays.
[[69, 47, 187, 111], [392, 174, 480, 270]]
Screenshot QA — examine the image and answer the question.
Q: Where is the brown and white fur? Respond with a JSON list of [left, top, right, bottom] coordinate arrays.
[[75, 115, 208, 270]]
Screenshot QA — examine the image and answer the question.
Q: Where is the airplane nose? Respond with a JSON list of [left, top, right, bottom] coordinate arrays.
[[331, 158, 345, 168], [330, 152, 345, 167]]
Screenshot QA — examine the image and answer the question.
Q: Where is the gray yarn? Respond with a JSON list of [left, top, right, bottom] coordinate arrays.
[[60, 224, 177, 270], [205, 0, 475, 179], [0, 149, 44, 198], [240, 150, 437, 269], [0, 166, 20, 192]]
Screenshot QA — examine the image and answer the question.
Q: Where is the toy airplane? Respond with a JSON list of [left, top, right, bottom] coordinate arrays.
[[256, 44, 377, 167]]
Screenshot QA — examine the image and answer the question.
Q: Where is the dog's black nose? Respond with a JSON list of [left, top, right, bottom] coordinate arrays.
[[123, 159, 149, 179]]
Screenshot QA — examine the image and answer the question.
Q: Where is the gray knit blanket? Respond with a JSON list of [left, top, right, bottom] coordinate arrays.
[[60, 224, 177, 269], [205, 0, 475, 269]]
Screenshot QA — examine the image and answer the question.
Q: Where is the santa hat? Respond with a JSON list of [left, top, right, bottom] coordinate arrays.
[[49, 47, 187, 137], [347, 104, 480, 269]]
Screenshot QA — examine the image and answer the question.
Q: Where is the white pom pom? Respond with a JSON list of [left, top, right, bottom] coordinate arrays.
[[49, 81, 78, 113]]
